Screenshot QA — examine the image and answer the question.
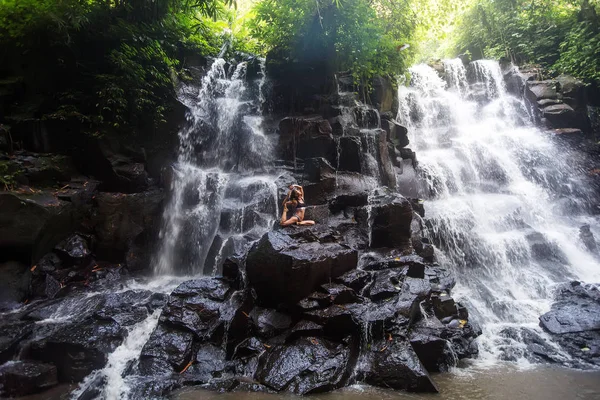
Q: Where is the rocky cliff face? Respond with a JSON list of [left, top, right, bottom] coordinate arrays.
[[0, 60, 482, 398]]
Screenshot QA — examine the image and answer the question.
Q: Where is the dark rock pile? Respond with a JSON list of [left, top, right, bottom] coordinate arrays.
[[127, 222, 479, 396], [540, 281, 600, 367], [503, 66, 592, 141]]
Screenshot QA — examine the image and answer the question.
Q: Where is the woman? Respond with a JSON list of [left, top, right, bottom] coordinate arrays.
[[280, 184, 315, 226]]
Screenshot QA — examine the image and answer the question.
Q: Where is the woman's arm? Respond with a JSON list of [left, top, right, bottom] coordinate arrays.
[[282, 191, 290, 206]]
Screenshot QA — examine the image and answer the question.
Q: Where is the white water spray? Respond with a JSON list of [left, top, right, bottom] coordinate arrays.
[[154, 58, 277, 276], [398, 59, 600, 366]]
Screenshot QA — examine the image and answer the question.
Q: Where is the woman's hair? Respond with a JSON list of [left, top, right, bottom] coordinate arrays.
[[290, 189, 299, 200]]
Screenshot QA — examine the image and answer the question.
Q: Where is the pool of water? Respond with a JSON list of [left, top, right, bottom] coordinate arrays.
[[174, 365, 600, 400]]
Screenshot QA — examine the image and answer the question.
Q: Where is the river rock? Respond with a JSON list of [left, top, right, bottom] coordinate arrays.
[[357, 340, 438, 392], [540, 282, 600, 334], [246, 229, 358, 306], [255, 336, 353, 394], [139, 325, 195, 375], [540, 282, 600, 367], [159, 278, 230, 340], [409, 328, 455, 372], [0, 361, 58, 396], [30, 317, 127, 382], [250, 307, 292, 338]]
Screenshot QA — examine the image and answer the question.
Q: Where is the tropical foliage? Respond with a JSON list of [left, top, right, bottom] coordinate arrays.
[[249, 0, 416, 87], [0, 0, 236, 135], [453, 0, 600, 81]]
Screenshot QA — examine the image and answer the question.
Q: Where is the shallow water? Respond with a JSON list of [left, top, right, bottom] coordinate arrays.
[[174, 366, 600, 400]]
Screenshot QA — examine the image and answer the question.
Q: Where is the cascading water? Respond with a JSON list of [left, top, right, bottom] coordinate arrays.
[[398, 59, 600, 366], [155, 57, 277, 276], [67, 59, 278, 400]]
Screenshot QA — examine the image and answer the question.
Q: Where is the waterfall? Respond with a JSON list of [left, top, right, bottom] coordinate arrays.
[[154, 58, 277, 276], [398, 59, 600, 366]]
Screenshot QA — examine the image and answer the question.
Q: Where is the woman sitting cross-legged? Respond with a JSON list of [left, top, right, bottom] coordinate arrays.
[[280, 184, 316, 226]]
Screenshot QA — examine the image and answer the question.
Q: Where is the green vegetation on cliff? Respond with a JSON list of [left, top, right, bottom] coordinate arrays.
[[0, 0, 237, 136], [1, 0, 599, 143], [418, 0, 600, 82], [248, 0, 416, 87]]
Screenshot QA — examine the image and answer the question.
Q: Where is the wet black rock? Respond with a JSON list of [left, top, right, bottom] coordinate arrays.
[[278, 116, 336, 165], [335, 269, 372, 293], [181, 343, 229, 384], [250, 307, 292, 338], [30, 318, 126, 382], [255, 336, 353, 394], [382, 119, 409, 148], [540, 282, 600, 334], [246, 229, 358, 306], [369, 193, 413, 249], [540, 281, 600, 367], [357, 340, 438, 392], [367, 268, 404, 301], [0, 321, 34, 364], [303, 305, 359, 338], [0, 261, 30, 310], [0, 361, 58, 396], [409, 328, 456, 372], [139, 325, 195, 375], [338, 136, 362, 173], [92, 189, 164, 261], [159, 278, 229, 339], [54, 234, 90, 263], [0, 192, 77, 263], [320, 283, 358, 304]]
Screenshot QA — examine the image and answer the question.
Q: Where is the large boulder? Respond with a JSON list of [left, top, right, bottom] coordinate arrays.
[[539, 281, 600, 367], [255, 336, 353, 394], [139, 325, 195, 375], [369, 192, 413, 249], [0, 361, 58, 397], [503, 65, 538, 97], [246, 228, 358, 306], [0, 192, 77, 263], [158, 278, 231, 340], [92, 189, 164, 260], [357, 340, 438, 392], [540, 281, 600, 334], [29, 318, 127, 382], [526, 80, 560, 103]]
